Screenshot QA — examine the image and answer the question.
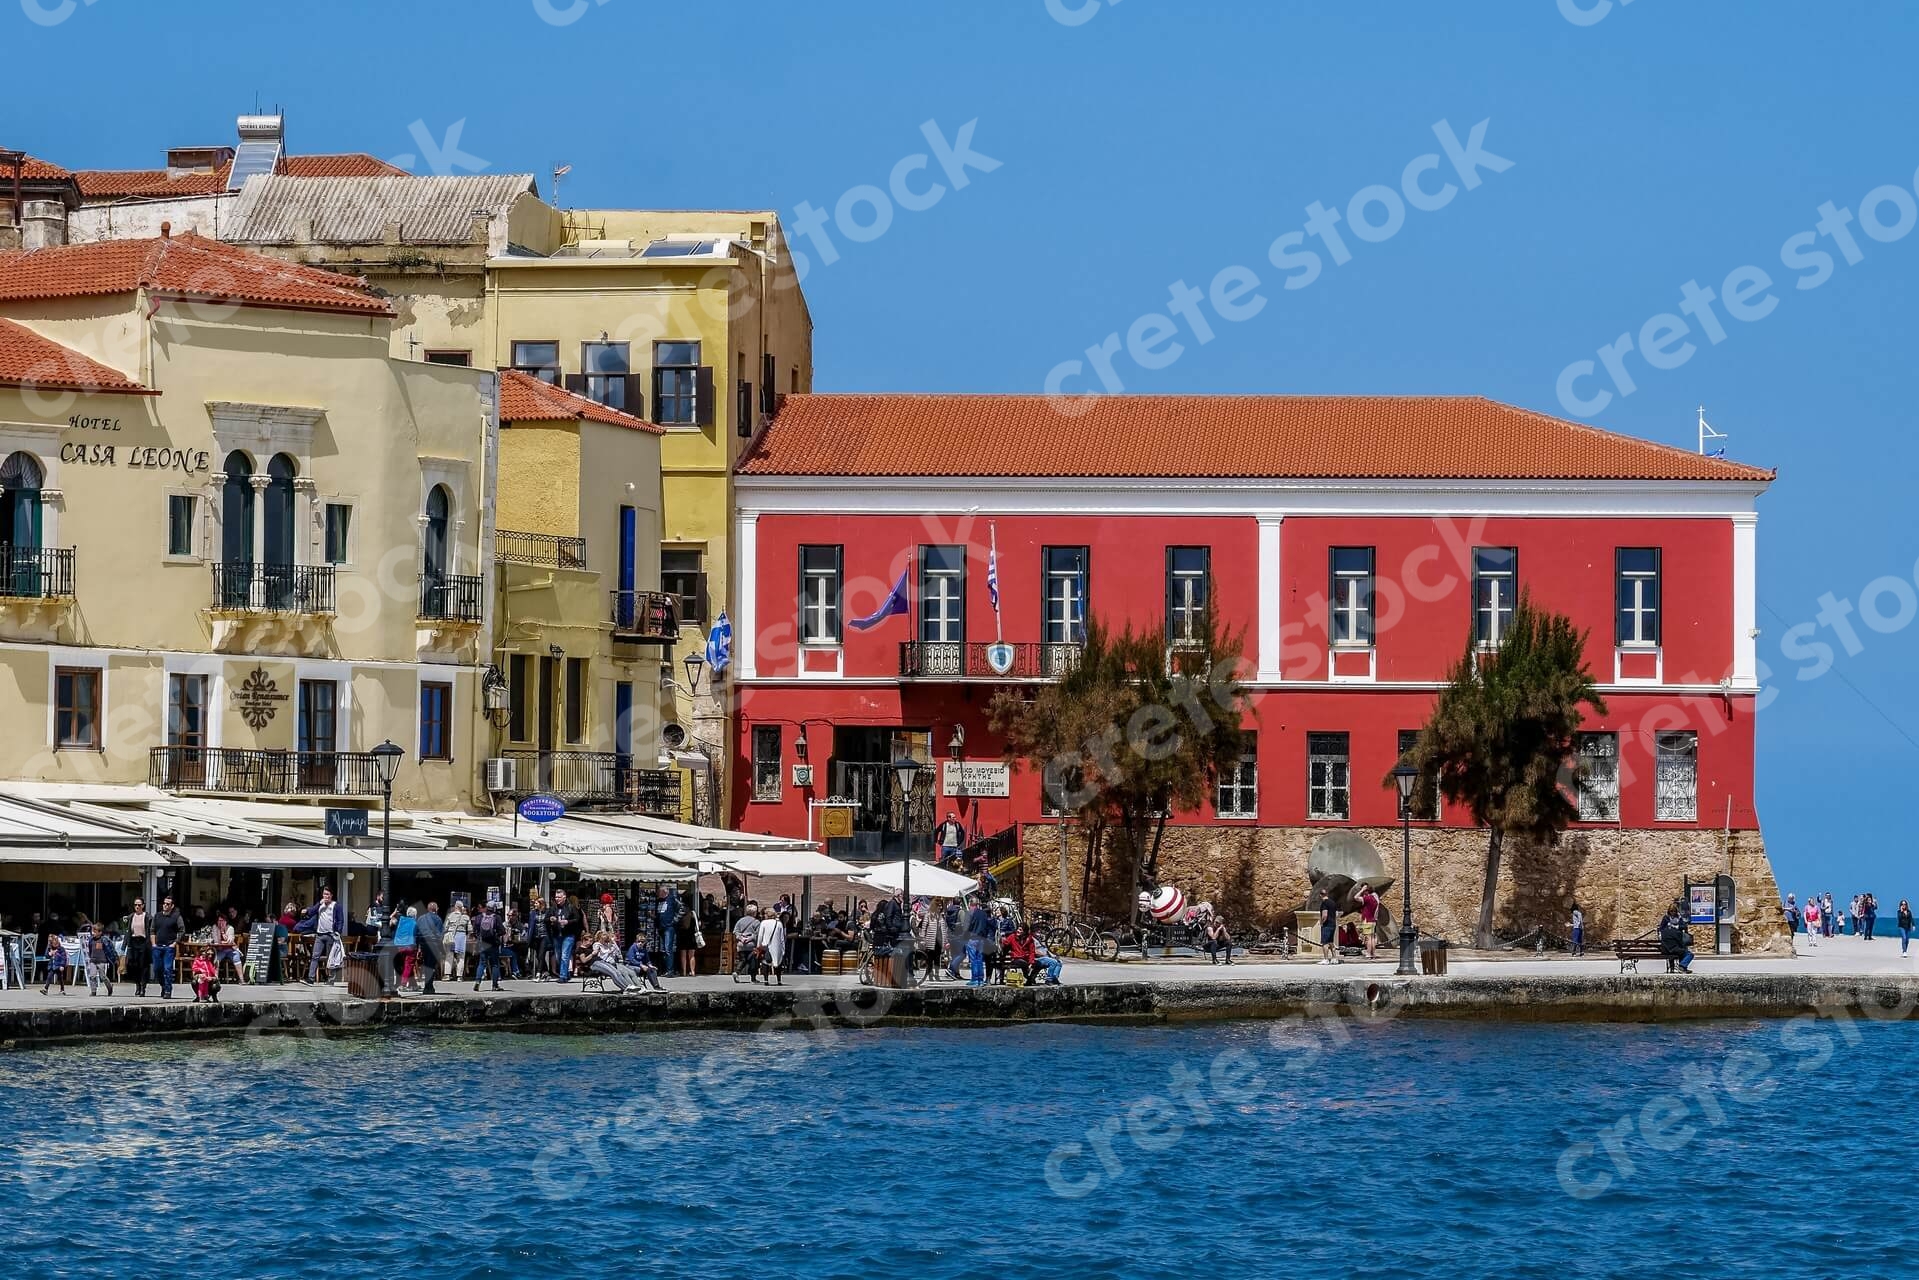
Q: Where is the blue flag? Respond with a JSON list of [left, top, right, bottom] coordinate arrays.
[[851, 569, 910, 631], [705, 612, 733, 673]]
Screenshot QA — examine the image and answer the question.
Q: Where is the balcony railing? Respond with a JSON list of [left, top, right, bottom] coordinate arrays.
[[495, 530, 587, 569], [611, 590, 678, 641], [497, 749, 682, 815], [0, 545, 75, 599], [149, 746, 386, 796], [210, 563, 335, 615], [420, 573, 485, 622], [899, 640, 1083, 680]]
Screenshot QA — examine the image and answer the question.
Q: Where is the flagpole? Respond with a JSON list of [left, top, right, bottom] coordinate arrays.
[[990, 521, 1002, 643]]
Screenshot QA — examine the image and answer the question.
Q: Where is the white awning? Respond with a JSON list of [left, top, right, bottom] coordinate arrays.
[[386, 848, 567, 870], [169, 847, 376, 869], [854, 859, 981, 898], [720, 848, 865, 878], [0, 847, 173, 868], [565, 811, 817, 852], [566, 854, 697, 881]]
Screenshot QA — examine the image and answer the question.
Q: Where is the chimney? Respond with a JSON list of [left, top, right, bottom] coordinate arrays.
[[21, 199, 68, 250], [160, 220, 172, 239]]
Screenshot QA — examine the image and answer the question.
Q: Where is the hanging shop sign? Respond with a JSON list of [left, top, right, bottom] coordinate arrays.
[[517, 794, 567, 824]]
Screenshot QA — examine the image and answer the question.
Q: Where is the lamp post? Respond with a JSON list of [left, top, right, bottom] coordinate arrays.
[[1391, 764, 1419, 976], [682, 650, 706, 696], [891, 754, 922, 987], [370, 739, 404, 993]]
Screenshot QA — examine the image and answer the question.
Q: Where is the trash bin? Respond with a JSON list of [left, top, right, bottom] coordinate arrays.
[[1418, 939, 1450, 976], [343, 951, 382, 998]]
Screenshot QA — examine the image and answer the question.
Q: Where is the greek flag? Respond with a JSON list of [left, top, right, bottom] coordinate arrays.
[[705, 612, 732, 673], [987, 523, 1000, 613]]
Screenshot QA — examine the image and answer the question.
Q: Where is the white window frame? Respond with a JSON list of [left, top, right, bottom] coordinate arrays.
[[1215, 738, 1258, 819], [1307, 731, 1350, 821], [1167, 547, 1209, 646], [1617, 547, 1661, 648], [1473, 547, 1518, 648], [1044, 546, 1088, 645], [918, 546, 965, 644], [322, 499, 357, 568], [799, 545, 842, 646], [751, 724, 783, 802], [1330, 547, 1374, 647], [163, 490, 203, 563], [1576, 731, 1620, 822], [1654, 730, 1698, 822]]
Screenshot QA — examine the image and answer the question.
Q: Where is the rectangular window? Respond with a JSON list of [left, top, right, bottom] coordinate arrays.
[[653, 340, 702, 426], [1616, 547, 1661, 646], [55, 667, 102, 750], [761, 353, 777, 415], [737, 379, 755, 438], [752, 724, 783, 802], [509, 341, 560, 384], [1043, 546, 1089, 644], [420, 681, 452, 761], [1215, 733, 1258, 818], [167, 494, 196, 557], [424, 350, 471, 367], [1165, 547, 1210, 644], [564, 658, 587, 745], [1395, 729, 1439, 821], [799, 545, 843, 644], [581, 341, 631, 410], [167, 674, 206, 748], [1577, 732, 1620, 822], [1307, 731, 1350, 820], [1655, 730, 1698, 821], [661, 548, 706, 628], [508, 653, 531, 742], [1330, 547, 1376, 646], [1473, 547, 1519, 646], [324, 503, 352, 566], [918, 545, 966, 643]]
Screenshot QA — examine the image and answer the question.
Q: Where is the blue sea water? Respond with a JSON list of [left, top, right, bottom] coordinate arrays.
[[0, 1016, 1912, 1279]]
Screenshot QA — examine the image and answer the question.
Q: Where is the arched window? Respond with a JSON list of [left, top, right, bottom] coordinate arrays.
[[220, 452, 254, 565], [0, 451, 43, 552], [423, 484, 451, 583], [263, 453, 298, 567]]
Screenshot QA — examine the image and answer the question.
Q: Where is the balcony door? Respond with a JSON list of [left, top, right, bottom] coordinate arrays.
[[220, 452, 255, 607], [297, 679, 338, 791], [166, 674, 208, 787], [423, 484, 451, 614], [0, 451, 43, 596], [263, 454, 298, 608], [537, 656, 558, 791]]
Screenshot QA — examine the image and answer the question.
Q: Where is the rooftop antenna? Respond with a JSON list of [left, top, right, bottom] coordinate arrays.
[[1697, 406, 1728, 458], [552, 163, 572, 209]]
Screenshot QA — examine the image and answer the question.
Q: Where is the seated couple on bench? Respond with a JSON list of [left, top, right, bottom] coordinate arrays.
[[582, 934, 664, 993]]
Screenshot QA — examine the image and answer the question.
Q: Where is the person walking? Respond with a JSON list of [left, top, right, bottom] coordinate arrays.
[[1863, 893, 1879, 942], [81, 922, 116, 997], [1783, 893, 1799, 941], [1357, 883, 1381, 961], [730, 900, 761, 981], [551, 889, 582, 982], [753, 906, 787, 986], [934, 810, 967, 867], [306, 887, 344, 985], [1317, 891, 1340, 965], [676, 889, 701, 978], [39, 934, 71, 994], [1570, 904, 1586, 957], [415, 901, 444, 995], [1898, 900, 1913, 957], [443, 898, 471, 982], [150, 895, 186, 999], [1822, 892, 1835, 939], [1802, 895, 1821, 946], [963, 897, 993, 987], [655, 886, 681, 977], [471, 899, 506, 992], [125, 897, 152, 998]]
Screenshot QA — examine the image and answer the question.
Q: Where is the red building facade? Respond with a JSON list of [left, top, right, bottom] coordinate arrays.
[[726, 395, 1772, 873]]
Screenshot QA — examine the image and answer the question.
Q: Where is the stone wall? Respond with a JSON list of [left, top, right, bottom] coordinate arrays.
[[1018, 821, 1792, 954]]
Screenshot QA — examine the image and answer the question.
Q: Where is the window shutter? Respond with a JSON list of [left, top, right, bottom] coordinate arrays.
[[737, 381, 754, 438], [761, 354, 776, 414], [651, 369, 668, 425], [563, 373, 587, 396], [620, 374, 643, 420], [694, 366, 716, 427]]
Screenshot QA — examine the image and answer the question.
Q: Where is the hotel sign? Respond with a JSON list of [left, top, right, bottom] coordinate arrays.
[[234, 666, 288, 731], [941, 760, 1010, 799]]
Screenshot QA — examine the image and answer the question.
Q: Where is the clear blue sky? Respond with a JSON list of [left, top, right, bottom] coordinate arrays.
[[11, 0, 1918, 899]]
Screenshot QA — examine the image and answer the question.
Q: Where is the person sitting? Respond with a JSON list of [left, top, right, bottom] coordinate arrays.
[[589, 933, 657, 993], [190, 950, 221, 1003], [1203, 915, 1235, 965], [210, 914, 245, 983], [623, 937, 665, 990], [1006, 925, 1063, 985], [1659, 908, 1695, 974]]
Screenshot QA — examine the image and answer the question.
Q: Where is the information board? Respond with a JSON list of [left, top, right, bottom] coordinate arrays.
[[244, 926, 276, 984]]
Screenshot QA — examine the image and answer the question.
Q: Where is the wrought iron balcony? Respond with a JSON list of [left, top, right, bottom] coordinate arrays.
[[0, 546, 75, 599], [495, 530, 587, 569], [419, 573, 484, 622], [496, 749, 683, 816], [899, 640, 1083, 680], [149, 746, 386, 796], [210, 563, 335, 615], [611, 589, 677, 641]]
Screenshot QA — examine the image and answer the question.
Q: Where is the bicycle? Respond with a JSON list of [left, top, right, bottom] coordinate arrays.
[[1045, 917, 1119, 961]]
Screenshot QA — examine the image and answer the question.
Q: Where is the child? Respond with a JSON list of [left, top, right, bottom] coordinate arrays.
[[83, 923, 116, 997], [191, 950, 220, 1003], [40, 937, 70, 995]]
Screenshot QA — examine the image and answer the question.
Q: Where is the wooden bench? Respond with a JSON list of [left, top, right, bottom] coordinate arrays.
[[1612, 936, 1672, 974]]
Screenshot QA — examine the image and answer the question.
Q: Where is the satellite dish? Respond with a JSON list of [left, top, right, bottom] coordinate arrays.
[[661, 722, 687, 750]]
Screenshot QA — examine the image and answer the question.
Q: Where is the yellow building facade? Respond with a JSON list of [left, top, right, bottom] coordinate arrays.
[[0, 232, 497, 821]]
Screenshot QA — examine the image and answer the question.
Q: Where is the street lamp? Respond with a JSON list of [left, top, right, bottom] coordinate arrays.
[[1391, 764, 1420, 977], [682, 650, 706, 695], [793, 726, 808, 761], [948, 724, 965, 762], [891, 754, 922, 986], [370, 739, 405, 993]]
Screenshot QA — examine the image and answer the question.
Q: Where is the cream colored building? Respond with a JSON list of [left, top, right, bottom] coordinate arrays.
[[0, 230, 496, 823]]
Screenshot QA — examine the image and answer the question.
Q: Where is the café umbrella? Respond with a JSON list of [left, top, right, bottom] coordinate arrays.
[[855, 858, 978, 899]]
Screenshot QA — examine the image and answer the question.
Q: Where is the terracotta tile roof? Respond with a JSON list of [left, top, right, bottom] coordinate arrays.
[[73, 153, 406, 200], [0, 151, 71, 181], [0, 233, 392, 317], [0, 318, 153, 395], [738, 394, 1776, 483], [499, 369, 663, 433]]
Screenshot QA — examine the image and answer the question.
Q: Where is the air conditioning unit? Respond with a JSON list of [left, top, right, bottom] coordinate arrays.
[[483, 757, 518, 793], [791, 764, 814, 788]]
